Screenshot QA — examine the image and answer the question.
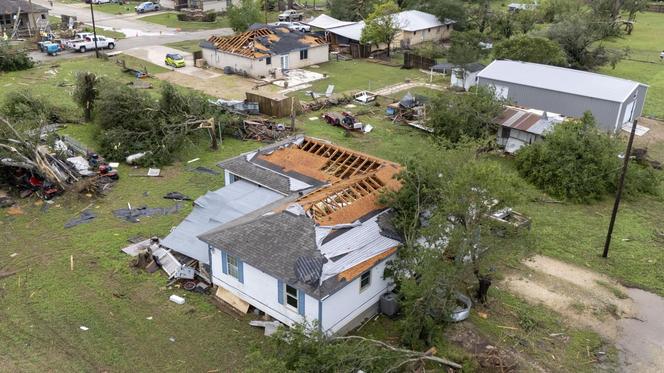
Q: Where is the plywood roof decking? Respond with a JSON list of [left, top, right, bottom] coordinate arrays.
[[207, 27, 327, 59], [258, 146, 332, 182], [337, 247, 397, 282]]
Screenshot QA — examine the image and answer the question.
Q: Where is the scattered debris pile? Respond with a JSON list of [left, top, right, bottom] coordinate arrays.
[[113, 203, 182, 223], [300, 95, 354, 112], [230, 119, 292, 141], [0, 119, 119, 201], [209, 98, 259, 115], [322, 111, 373, 133], [386, 92, 432, 132]]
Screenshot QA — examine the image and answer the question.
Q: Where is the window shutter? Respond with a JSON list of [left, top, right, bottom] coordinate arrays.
[[297, 290, 305, 316], [221, 251, 228, 275], [277, 280, 284, 304], [237, 260, 244, 284]]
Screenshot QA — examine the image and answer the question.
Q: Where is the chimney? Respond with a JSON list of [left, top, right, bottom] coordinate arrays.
[[541, 111, 548, 120]]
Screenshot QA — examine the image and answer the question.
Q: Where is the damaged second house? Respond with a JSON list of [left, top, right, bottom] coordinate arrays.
[[160, 136, 403, 334]]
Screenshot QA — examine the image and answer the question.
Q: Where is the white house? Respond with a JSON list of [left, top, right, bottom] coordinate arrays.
[[164, 136, 403, 335], [450, 62, 485, 91], [201, 26, 329, 79]]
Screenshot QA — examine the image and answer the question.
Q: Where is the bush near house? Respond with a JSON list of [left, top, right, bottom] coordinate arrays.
[[0, 42, 33, 72]]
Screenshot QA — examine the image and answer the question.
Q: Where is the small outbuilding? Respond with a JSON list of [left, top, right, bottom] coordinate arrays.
[[477, 60, 648, 133], [451, 62, 485, 91], [494, 106, 566, 154]]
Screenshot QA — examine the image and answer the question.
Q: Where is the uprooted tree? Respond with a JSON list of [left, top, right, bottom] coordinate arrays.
[[94, 82, 234, 166], [383, 143, 525, 348], [247, 322, 462, 372], [515, 112, 661, 202]]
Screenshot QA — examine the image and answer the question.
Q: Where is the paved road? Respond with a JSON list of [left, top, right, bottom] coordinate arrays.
[[30, 0, 232, 62]]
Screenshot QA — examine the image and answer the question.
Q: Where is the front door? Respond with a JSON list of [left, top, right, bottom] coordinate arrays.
[[280, 55, 289, 70]]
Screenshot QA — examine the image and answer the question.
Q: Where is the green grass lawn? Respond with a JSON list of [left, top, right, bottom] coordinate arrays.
[[94, 2, 142, 15], [164, 39, 203, 53], [139, 13, 230, 31], [1, 55, 663, 370], [600, 11, 664, 119], [288, 59, 438, 101]]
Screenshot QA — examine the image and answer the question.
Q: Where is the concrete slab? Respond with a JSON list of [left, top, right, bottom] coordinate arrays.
[[271, 69, 325, 89], [122, 45, 221, 79]]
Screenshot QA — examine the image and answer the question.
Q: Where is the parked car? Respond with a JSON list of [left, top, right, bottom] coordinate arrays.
[[278, 9, 303, 21], [274, 21, 310, 32], [86, 0, 111, 4], [69, 36, 116, 53], [164, 53, 185, 68], [135, 2, 160, 13]]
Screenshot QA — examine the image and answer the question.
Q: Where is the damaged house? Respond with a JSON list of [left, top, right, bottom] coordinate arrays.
[[201, 26, 329, 79], [161, 136, 403, 334], [0, 0, 49, 36], [494, 106, 566, 154]]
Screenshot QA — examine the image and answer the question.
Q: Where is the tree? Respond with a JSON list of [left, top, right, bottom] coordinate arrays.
[[547, 14, 626, 70], [493, 35, 567, 66], [538, 0, 583, 23], [490, 11, 516, 39], [361, 0, 401, 56], [447, 30, 486, 67], [406, 0, 467, 30], [227, 0, 262, 32], [515, 112, 660, 202], [328, 0, 378, 21], [383, 144, 525, 347], [513, 9, 538, 34], [248, 322, 462, 372], [427, 86, 505, 143], [73, 72, 99, 122]]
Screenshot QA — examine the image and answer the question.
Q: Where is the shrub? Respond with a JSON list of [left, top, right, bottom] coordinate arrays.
[[1, 91, 67, 124], [0, 42, 34, 72]]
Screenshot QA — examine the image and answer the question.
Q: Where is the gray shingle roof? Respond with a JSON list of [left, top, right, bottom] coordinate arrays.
[[0, 0, 49, 14], [218, 156, 291, 195], [478, 60, 645, 103], [200, 211, 343, 297]]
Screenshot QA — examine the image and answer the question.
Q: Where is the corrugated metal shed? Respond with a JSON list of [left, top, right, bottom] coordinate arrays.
[[495, 106, 562, 135], [478, 60, 643, 102], [161, 180, 283, 264]]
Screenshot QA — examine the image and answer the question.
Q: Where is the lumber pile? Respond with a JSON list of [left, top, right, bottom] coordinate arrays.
[[300, 95, 354, 113], [232, 119, 291, 141]]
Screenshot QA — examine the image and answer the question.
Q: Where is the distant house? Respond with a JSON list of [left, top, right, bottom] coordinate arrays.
[[507, 3, 537, 12], [201, 26, 329, 79], [163, 136, 403, 335], [477, 60, 648, 133], [307, 10, 454, 51], [450, 62, 485, 91], [494, 106, 566, 153], [0, 0, 49, 35]]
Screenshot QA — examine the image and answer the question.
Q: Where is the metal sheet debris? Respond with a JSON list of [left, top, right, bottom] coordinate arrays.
[[249, 320, 282, 336], [121, 239, 151, 257], [64, 210, 96, 228], [112, 204, 182, 223], [164, 192, 192, 201], [192, 166, 220, 175], [147, 168, 161, 177]]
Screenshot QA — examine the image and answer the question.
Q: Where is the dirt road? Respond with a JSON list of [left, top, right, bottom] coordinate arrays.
[[504, 255, 664, 372]]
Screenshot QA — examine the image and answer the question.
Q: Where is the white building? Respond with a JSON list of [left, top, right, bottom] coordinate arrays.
[[494, 106, 566, 153], [450, 62, 485, 91], [165, 136, 404, 335], [201, 26, 329, 79]]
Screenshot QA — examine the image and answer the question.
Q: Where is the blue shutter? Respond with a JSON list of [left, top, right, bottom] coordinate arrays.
[[221, 251, 228, 275], [277, 280, 284, 304], [237, 260, 244, 283], [297, 290, 305, 316]]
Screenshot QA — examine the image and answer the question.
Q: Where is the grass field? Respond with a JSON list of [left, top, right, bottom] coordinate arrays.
[[1, 53, 662, 370], [164, 40, 203, 53], [600, 11, 664, 119], [139, 13, 230, 31]]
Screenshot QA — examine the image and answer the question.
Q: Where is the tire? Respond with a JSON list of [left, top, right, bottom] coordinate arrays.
[[107, 43, 115, 50], [79, 46, 86, 53], [155, 6, 159, 11]]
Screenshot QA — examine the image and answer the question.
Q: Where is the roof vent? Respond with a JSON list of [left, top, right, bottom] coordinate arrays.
[[541, 111, 548, 120]]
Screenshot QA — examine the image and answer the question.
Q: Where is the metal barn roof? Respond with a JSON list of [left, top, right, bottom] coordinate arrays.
[[305, 14, 356, 29], [478, 60, 646, 103]]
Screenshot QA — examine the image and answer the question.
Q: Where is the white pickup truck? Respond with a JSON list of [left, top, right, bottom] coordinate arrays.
[[68, 35, 116, 53], [278, 9, 303, 21]]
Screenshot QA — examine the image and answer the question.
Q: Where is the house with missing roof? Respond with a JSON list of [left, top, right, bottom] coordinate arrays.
[[494, 106, 566, 153], [477, 60, 648, 133], [0, 0, 49, 36], [306, 10, 454, 51], [162, 136, 403, 334], [200, 25, 329, 79]]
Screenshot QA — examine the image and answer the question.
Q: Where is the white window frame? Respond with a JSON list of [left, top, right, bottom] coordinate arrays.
[[360, 270, 371, 292], [285, 284, 299, 311], [227, 254, 239, 280]]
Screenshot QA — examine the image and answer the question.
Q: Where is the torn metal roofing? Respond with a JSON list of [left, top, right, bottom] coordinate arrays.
[[495, 106, 565, 135], [160, 180, 283, 264]]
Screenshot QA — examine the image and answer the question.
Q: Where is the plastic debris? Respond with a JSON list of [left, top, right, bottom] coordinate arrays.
[[64, 210, 96, 228], [80, 326, 89, 331], [169, 294, 186, 304]]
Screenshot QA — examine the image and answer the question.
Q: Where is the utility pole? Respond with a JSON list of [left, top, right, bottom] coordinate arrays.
[[89, 2, 99, 58], [602, 106, 639, 258]]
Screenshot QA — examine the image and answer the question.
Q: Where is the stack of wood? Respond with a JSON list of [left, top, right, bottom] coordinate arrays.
[[231, 119, 291, 141]]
